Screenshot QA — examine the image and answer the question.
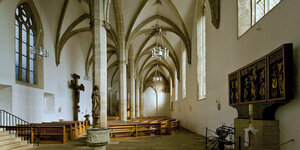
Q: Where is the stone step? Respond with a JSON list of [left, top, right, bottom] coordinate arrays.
[[0, 131, 34, 150], [0, 137, 21, 145], [0, 134, 15, 141], [0, 131, 10, 136], [0, 140, 27, 149]]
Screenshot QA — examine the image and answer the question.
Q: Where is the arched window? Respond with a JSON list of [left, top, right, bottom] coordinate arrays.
[[238, 0, 281, 37], [197, 2, 206, 100], [15, 3, 36, 84], [182, 50, 187, 99], [175, 70, 178, 101]]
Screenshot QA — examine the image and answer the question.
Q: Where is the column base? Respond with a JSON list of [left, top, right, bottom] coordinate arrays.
[[87, 128, 110, 147]]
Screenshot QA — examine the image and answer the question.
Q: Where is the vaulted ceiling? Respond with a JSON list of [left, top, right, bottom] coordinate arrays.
[[53, 0, 200, 88]]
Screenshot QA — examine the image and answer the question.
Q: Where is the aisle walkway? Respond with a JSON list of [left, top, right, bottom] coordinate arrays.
[[35, 128, 206, 150]]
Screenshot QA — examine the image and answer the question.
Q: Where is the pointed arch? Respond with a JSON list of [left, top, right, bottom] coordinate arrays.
[[127, 15, 190, 61], [125, 0, 148, 42], [15, 0, 44, 88], [55, 12, 91, 66], [138, 60, 175, 87]]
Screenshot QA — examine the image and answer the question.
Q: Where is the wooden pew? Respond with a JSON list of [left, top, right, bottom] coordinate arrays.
[[30, 123, 69, 144], [78, 121, 86, 133], [51, 122, 79, 138], [108, 120, 162, 138], [6, 121, 88, 144], [57, 121, 87, 136], [109, 124, 136, 138], [136, 123, 161, 137], [108, 116, 120, 120], [108, 117, 180, 139]]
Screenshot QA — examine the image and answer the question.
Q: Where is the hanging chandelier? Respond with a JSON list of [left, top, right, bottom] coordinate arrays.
[[30, 47, 49, 57], [151, 25, 169, 60], [30, 29, 49, 57], [151, 1, 169, 60], [153, 65, 163, 82]]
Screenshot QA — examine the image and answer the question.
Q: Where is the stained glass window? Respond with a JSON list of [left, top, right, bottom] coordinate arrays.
[[238, 0, 281, 37], [255, 0, 265, 22], [15, 3, 36, 84], [197, 3, 206, 100], [269, 0, 280, 10], [182, 50, 186, 99]]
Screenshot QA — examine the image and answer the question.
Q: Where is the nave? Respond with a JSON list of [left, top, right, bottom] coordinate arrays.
[[36, 128, 204, 150], [1, 0, 300, 149]]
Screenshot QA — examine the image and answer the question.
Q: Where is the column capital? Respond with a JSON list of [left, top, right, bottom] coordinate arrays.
[[92, 19, 110, 30], [94, 19, 101, 25]]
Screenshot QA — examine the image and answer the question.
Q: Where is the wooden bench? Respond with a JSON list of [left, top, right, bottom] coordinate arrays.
[[3, 120, 88, 144], [108, 120, 162, 138], [108, 117, 180, 139], [51, 122, 79, 138], [109, 124, 136, 138], [30, 123, 69, 144], [108, 116, 120, 120], [136, 123, 161, 136]]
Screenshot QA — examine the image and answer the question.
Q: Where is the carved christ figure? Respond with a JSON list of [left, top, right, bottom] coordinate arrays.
[[69, 73, 84, 121]]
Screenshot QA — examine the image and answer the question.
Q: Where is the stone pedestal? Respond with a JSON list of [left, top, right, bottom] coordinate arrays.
[[87, 128, 110, 147], [234, 119, 279, 150]]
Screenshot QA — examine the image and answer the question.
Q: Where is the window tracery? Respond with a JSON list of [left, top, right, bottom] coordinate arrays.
[[15, 3, 36, 84], [238, 0, 281, 37]]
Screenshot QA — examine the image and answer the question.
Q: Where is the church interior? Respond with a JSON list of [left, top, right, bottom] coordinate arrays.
[[0, 0, 300, 149]]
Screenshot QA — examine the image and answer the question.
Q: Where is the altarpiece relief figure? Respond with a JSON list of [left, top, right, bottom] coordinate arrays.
[[229, 72, 239, 105], [240, 58, 266, 104]]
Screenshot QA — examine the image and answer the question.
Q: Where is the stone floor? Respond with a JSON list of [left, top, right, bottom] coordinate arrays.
[[34, 128, 207, 150]]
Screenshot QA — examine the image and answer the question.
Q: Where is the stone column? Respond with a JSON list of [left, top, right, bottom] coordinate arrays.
[[87, 0, 109, 148], [155, 90, 158, 116], [135, 82, 140, 117], [109, 89, 113, 116], [114, 0, 127, 122], [140, 83, 144, 117], [170, 77, 172, 110], [119, 60, 127, 121], [92, 0, 107, 129], [129, 47, 135, 119]]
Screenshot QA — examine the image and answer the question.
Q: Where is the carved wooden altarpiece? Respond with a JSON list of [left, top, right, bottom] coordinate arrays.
[[229, 43, 293, 120]]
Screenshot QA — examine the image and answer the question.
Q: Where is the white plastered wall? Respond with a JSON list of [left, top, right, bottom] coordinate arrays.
[[0, 0, 92, 123], [143, 87, 170, 117], [0, 85, 13, 112], [172, 0, 300, 150]]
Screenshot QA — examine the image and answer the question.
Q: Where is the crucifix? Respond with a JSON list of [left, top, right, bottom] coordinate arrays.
[[69, 73, 85, 121]]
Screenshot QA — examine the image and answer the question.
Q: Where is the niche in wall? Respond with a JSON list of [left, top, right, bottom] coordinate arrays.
[[43, 92, 55, 114], [0, 84, 12, 112]]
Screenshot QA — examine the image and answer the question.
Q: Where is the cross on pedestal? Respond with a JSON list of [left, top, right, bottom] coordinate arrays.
[[69, 73, 85, 121]]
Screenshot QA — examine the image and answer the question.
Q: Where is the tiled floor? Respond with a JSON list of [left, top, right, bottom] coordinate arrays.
[[34, 128, 206, 150]]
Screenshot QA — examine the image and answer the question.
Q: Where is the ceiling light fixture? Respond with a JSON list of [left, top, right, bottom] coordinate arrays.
[[151, 1, 169, 60], [30, 46, 49, 57], [30, 29, 49, 57], [153, 64, 163, 82]]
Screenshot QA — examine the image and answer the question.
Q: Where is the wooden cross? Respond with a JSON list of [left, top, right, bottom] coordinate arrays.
[[69, 73, 85, 121]]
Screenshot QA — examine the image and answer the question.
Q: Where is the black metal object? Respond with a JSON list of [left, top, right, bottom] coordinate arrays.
[[216, 126, 235, 150], [0, 109, 40, 146], [206, 125, 240, 150], [238, 136, 241, 150]]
